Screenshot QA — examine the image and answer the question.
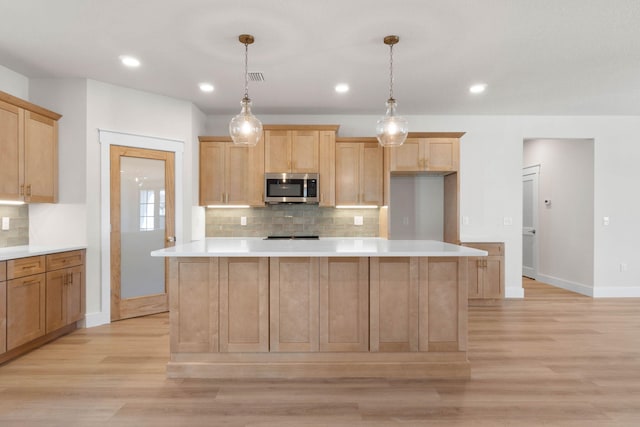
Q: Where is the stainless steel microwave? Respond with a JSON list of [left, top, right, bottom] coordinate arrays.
[[264, 173, 319, 204]]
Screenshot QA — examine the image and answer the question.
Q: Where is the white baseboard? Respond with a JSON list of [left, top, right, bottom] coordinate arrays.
[[505, 286, 524, 298], [536, 273, 594, 297], [84, 311, 111, 328], [593, 287, 640, 298]]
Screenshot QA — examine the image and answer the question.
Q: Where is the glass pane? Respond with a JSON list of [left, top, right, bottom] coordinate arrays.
[[523, 234, 534, 269], [120, 156, 166, 299]]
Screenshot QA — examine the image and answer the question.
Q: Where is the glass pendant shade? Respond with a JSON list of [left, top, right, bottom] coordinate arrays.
[[376, 99, 408, 147], [229, 97, 263, 146]]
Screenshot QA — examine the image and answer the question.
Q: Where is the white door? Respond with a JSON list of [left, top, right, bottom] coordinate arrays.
[[522, 166, 539, 279]]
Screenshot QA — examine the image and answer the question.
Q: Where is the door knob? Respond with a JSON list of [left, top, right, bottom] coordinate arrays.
[[531, 229, 536, 234], [167, 236, 176, 243]]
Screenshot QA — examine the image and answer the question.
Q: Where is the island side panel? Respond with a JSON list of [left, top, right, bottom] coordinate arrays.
[[270, 257, 319, 352], [219, 257, 269, 352], [319, 257, 369, 352], [169, 257, 219, 353]]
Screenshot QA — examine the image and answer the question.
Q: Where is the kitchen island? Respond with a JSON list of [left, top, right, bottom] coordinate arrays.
[[151, 238, 486, 379]]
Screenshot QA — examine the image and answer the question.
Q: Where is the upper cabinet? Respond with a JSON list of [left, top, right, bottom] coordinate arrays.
[[388, 134, 461, 173], [335, 138, 383, 206], [264, 125, 339, 174], [199, 136, 264, 206], [0, 91, 61, 203]]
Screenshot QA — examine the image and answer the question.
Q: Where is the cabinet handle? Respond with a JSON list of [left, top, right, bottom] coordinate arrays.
[[17, 280, 38, 288], [19, 185, 25, 196], [68, 272, 73, 285], [26, 184, 32, 196]]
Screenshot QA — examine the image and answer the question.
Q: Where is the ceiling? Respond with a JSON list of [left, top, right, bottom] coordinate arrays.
[[2, 0, 640, 116]]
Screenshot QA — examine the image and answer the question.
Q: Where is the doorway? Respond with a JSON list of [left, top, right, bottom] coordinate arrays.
[[110, 146, 175, 321], [522, 165, 539, 279]]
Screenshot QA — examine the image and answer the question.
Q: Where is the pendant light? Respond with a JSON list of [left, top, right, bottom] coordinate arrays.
[[375, 35, 408, 147], [229, 34, 263, 146]]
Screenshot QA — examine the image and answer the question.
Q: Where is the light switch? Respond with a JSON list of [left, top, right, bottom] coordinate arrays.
[[240, 216, 247, 226], [503, 217, 513, 226], [1, 217, 9, 231], [603, 217, 610, 226], [354, 216, 363, 226]]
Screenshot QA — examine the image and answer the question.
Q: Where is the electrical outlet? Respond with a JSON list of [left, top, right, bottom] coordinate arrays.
[[503, 217, 513, 226], [1, 217, 9, 231], [240, 216, 247, 226], [354, 216, 363, 226], [603, 217, 610, 226], [620, 263, 628, 272], [462, 216, 470, 225]]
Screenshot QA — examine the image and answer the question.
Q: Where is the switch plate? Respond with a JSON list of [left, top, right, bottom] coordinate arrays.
[[503, 217, 513, 226], [240, 216, 247, 226], [1, 217, 9, 230], [354, 216, 363, 226], [603, 217, 610, 226], [620, 263, 628, 272]]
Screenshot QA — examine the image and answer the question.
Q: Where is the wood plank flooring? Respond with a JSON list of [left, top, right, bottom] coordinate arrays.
[[1, 281, 639, 426]]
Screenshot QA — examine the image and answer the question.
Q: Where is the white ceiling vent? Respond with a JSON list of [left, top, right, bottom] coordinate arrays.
[[248, 72, 264, 82]]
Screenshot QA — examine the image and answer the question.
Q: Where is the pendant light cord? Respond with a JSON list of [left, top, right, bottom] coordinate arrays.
[[388, 43, 394, 101], [243, 42, 249, 100]]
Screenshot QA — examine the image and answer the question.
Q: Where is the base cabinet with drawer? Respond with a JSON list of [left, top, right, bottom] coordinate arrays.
[[0, 249, 85, 365], [461, 242, 504, 303]]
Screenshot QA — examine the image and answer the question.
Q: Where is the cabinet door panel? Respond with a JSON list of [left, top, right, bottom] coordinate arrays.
[[318, 131, 336, 207], [225, 144, 249, 204], [0, 281, 6, 354], [199, 142, 226, 205], [361, 143, 383, 205], [270, 257, 319, 352], [467, 258, 482, 299], [45, 270, 66, 333], [7, 273, 46, 350], [483, 257, 503, 299], [426, 139, 458, 172], [291, 130, 319, 172], [335, 143, 360, 204], [265, 130, 292, 173], [0, 100, 23, 200], [320, 257, 369, 352], [220, 257, 269, 352], [24, 111, 57, 203], [370, 257, 419, 352], [389, 139, 422, 172], [66, 265, 85, 324], [170, 258, 219, 353]]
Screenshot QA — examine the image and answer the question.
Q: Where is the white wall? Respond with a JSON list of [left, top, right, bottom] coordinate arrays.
[[0, 64, 29, 99], [207, 114, 640, 298], [390, 175, 444, 240], [523, 139, 594, 295]]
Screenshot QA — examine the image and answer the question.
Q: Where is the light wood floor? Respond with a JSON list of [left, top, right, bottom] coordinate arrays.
[[1, 281, 639, 426]]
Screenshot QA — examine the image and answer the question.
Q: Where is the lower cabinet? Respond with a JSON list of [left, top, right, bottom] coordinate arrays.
[[461, 242, 504, 303], [1, 250, 85, 363]]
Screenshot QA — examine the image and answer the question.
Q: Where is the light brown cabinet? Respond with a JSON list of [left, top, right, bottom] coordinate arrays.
[[0, 91, 60, 203], [0, 261, 6, 354], [199, 137, 264, 206], [6, 256, 47, 351], [335, 138, 383, 206], [462, 242, 504, 302], [318, 130, 336, 206], [388, 136, 459, 173], [264, 129, 319, 173], [45, 250, 85, 333]]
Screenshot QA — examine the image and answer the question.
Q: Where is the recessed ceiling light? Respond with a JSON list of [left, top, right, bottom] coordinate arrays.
[[335, 83, 349, 93], [119, 55, 141, 68], [469, 83, 487, 94], [199, 83, 214, 93]]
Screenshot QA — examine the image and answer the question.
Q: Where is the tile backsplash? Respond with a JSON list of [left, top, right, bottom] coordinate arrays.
[[206, 204, 379, 237], [0, 205, 29, 247]]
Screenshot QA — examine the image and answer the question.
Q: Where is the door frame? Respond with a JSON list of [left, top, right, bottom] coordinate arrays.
[[522, 165, 539, 280], [99, 129, 184, 324]]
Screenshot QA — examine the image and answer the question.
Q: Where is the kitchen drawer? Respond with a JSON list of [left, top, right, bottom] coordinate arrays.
[[0, 261, 6, 282], [462, 242, 503, 256], [7, 256, 46, 280], [46, 250, 85, 271]]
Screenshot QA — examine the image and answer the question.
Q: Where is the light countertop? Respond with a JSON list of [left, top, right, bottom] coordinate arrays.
[[0, 245, 87, 261], [151, 238, 488, 258]]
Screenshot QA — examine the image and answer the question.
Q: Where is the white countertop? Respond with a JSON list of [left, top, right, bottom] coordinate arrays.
[[151, 238, 488, 258], [0, 245, 87, 261]]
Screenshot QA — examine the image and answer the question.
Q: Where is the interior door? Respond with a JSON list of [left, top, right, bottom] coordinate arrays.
[[522, 166, 539, 279], [110, 146, 175, 321]]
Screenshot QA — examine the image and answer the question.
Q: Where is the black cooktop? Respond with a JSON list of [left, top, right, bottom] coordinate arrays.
[[264, 235, 320, 240]]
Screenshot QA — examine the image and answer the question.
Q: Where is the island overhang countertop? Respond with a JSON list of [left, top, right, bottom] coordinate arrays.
[[151, 237, 488, 258]]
